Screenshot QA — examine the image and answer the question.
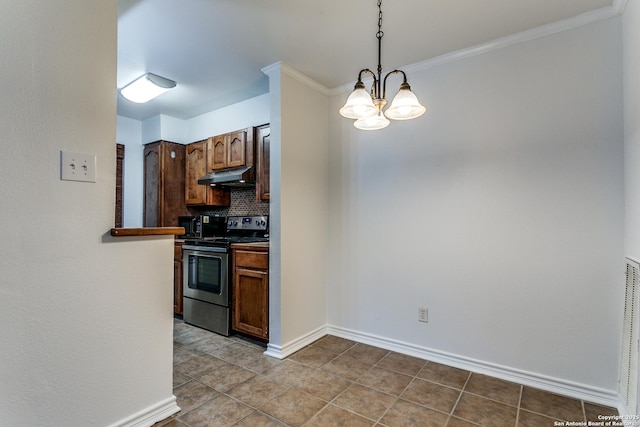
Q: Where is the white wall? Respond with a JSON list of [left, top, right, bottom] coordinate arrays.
[[0, 1, 177, 426], [328, 17, 623, 396], [624, 0, 640, 260], [186, 93, 270, 142], [125, 93, 270, 147], [623, 0, 640, 414], [264, 64, 329, 351], [141, 114, 187, 145]]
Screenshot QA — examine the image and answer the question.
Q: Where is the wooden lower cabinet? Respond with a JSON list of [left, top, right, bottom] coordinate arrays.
[[174, 241, 183, 315], [231, 244, 268, 341], [115, 144, 124, 227]]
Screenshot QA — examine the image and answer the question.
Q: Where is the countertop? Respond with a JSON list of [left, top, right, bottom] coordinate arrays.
[[230, 241, 269, 251]]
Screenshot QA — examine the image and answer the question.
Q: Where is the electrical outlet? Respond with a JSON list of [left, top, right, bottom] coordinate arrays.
[[418, 307, 428, 323], [60, 151, 96, 182]]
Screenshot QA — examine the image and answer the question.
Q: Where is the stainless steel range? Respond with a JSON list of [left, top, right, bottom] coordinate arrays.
[[182, 215, 268, 335]]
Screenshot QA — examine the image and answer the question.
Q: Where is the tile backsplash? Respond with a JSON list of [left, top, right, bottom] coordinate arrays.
[[203, 187, 269, 217]]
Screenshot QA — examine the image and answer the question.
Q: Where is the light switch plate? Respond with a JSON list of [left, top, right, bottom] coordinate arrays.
[[60, 151, 96, 182]]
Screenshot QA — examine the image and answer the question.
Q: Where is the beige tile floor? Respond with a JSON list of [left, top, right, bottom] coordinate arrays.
[[158, 319, 618, 426]]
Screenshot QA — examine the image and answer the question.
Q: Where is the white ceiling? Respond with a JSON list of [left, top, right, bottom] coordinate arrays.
[[117, 0, 614, 121]]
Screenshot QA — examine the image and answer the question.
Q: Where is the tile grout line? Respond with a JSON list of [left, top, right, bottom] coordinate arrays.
[[173, 321, 618, 426], [445, 371, 473, 426], [248, 344, 365, 426], [368, 362, 417, 426], [174, 326, 343, 426], [514, 383, 523, 427], [346, 353, 395, 425]]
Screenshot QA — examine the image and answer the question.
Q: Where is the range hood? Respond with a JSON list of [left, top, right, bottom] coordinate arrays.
[[197, 166, 255, 187]]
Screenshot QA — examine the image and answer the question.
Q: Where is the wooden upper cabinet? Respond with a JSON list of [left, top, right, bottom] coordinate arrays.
[[207, 128, 253, 171], [185, 139, 230, 207], [185, 141, 207, 205], [209, 135, 228, 171], [227, 131, 246, 168], [256, 124, 270, 202]]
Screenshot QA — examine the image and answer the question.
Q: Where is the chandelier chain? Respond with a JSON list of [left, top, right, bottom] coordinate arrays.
[[377, 0, 383, 40], [376, 0, 384, 94]]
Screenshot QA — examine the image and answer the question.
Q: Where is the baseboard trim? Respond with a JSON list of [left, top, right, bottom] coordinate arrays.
[[265, 323, 622, 410], [108, 395, 180, 427], [324, 324, 621, 410], [264, 325, 327, 359]]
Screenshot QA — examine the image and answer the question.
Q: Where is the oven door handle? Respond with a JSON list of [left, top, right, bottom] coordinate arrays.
[[182, 245, 227, 253]]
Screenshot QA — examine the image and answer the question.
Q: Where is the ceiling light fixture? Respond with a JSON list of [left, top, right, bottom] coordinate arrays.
[[339, 0, 426, 130], [120, 73, 177, 103]]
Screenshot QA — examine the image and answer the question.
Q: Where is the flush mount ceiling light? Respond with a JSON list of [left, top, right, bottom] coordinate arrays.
[[120, 73, 177, 103], [339, 0, 426, 130]]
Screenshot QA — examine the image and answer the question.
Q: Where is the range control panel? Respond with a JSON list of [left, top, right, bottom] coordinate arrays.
[[226, 215, 268, 232]]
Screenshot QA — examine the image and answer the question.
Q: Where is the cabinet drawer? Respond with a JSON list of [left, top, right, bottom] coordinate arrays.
[[234, 250, 268, 270]]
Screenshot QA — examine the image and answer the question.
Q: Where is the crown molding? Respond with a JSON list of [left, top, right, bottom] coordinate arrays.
[[262, 61, 330, 96], [613, 0, 629, 14], [330, 3, 625, 96]]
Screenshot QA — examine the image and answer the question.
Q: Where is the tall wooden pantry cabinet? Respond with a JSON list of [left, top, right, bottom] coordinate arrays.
[[143, 141, 189, 227]]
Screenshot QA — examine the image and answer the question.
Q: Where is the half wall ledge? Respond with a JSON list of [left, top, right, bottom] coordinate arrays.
[[110, 227, 185, 237]]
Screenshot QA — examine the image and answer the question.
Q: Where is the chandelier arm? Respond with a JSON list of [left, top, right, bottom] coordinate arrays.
[[357, 68, 379, 98], [358, 68, 377, 82], [382, 70, 407, 101]]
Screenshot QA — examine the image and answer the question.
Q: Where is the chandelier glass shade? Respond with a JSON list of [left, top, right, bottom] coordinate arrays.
[[354, 98, 389, 130], [385, 82, 426, 120], [339, 0, 426, 130], [355, 111, 390, 130], [338, 83, 377, 119]]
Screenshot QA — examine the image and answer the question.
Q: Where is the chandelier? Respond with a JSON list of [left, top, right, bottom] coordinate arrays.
[[339, 0, 426, 130]]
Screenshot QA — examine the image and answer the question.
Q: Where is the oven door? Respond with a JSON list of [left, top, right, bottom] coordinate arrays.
[[183, 246, 228, 306]]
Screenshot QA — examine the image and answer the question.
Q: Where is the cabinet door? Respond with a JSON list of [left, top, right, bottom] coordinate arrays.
[[206, 187, 231, 206], [227, 130, 246, 168], [256, 124, 270, 202], [209, 135, 227, 171], [144, 141, 188, 227], [174, 243, 183, 315], [115, 144, 125, 227], [185, 141, 207, 205], [233, 267, 268, 340], [143, 144, 160, 227], [160, 142, 188, 227], [185, 140, 231, 206]]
